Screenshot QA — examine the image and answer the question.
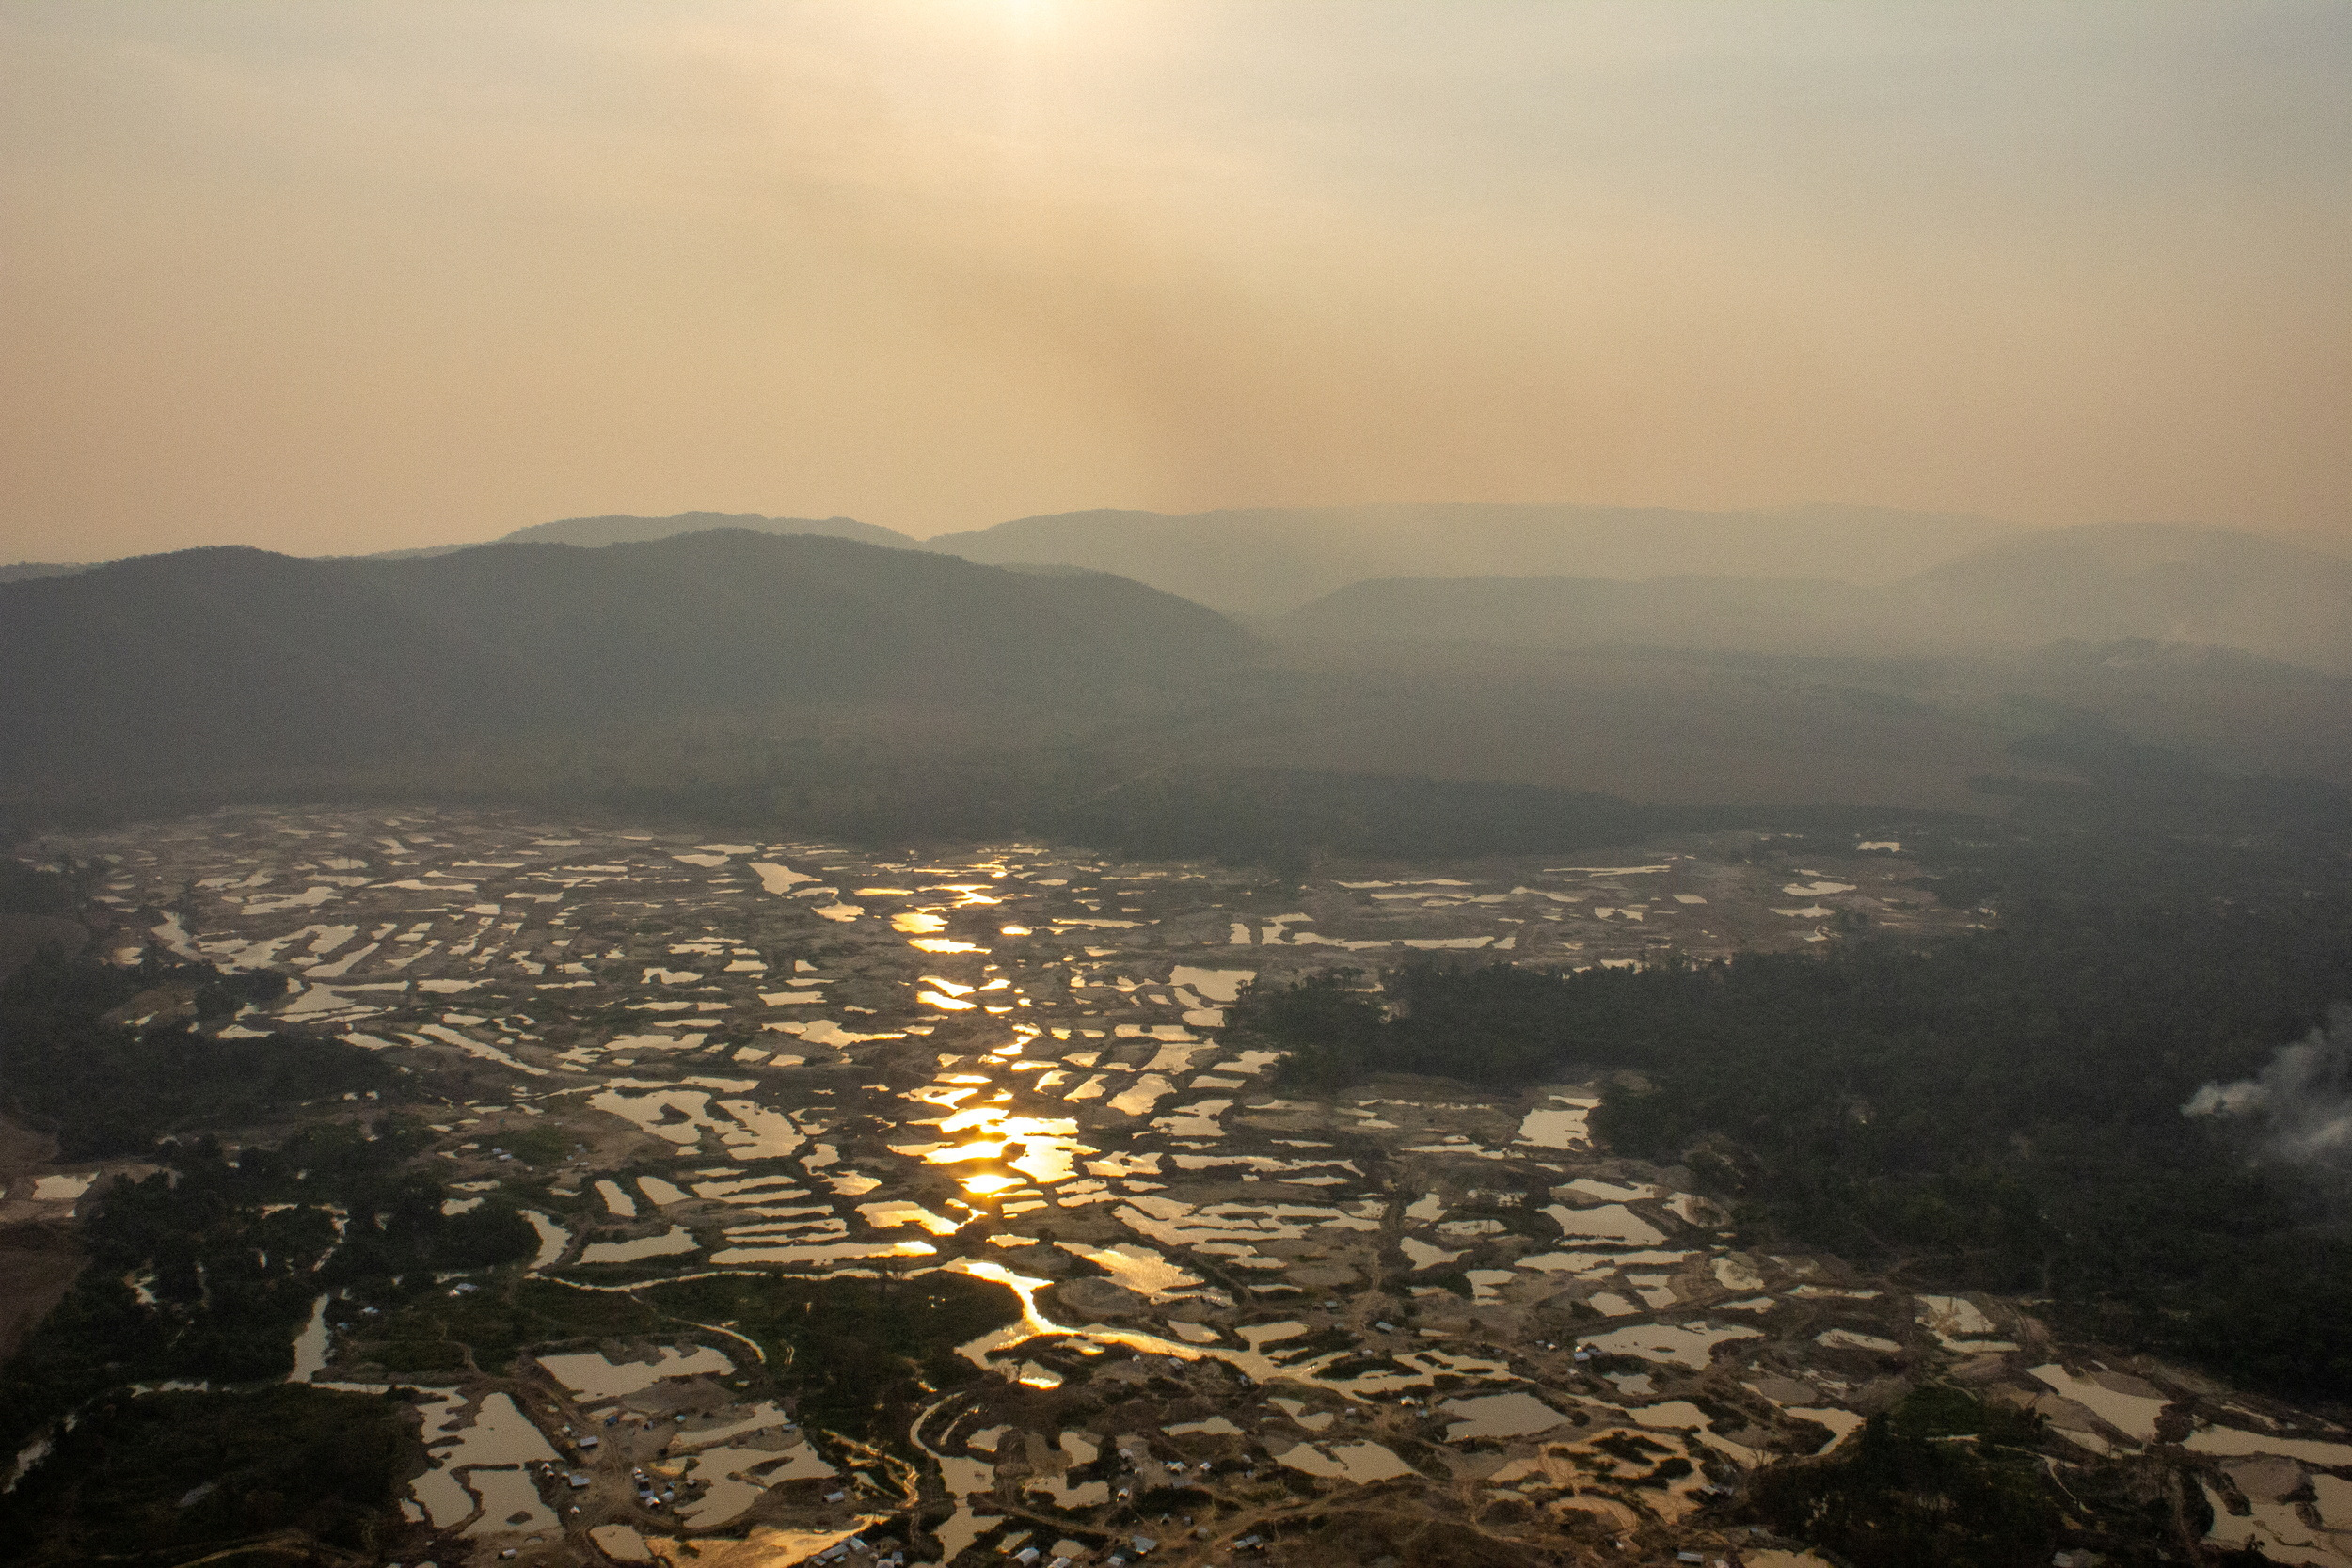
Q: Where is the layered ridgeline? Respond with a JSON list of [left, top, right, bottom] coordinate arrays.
[[0, 529, 1248, 794], [24, 506, 2345, 673], [456, 509, 2352, 673], [1273, 522, 2352, 673], [487, 510, 917, 552], [1, 510, 921, 578], [926, 501, 2013, 619]]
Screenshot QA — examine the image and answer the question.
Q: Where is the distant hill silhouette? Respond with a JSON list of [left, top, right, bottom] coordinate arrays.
[[923, 501, 2015, 617], [1278, 574, 1891, 656], [1274, 522, 2352, 673], [1909, 522, 2352, 667], [0, 529, 1248, 791], [6, 513, 919, 578], [496, 510, 918, 550]]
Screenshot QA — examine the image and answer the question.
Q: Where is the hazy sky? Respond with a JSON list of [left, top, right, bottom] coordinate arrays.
[[4, 1, 2347, 560]]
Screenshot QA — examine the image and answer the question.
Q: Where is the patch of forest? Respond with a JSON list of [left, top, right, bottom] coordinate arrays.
[[0, 951, 401, 1157], [1738, 1384, 2187, 1568], [13, 684, 2344, 903], [635, 1272, 1023, 1438], [0, 530, 1253, 794], [6, 737, 1948, 876], [0, 963, 548, 1562], [329, 1270, 1022, 1442], [0, 1384, 419, 1567], [0, 953, 1027, 1558], [1230, 888, 2352, 1400], [0, 1121, 537, 1453], [0, 857, 71, 915], [0, 1127, 1026, 1560]]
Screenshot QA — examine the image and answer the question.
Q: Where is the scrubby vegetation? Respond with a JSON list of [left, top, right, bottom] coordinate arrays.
[[0, 951, 398, 1157], [334, 1275, 662, 1381], [0, 957, 534, 1452], [0, 1384, 417, 1566], [0, 1120, 536, 1452], [0, 855, 72, 914], [1236, 864, 2352, 1399], [643, 1272, 1024, 1436], [1740, 1386, 2076, 1567], [326, 1270, 1020, 1441]]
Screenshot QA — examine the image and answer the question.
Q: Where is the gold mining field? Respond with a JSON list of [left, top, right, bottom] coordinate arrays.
[[13, 806, 2350, 1568]]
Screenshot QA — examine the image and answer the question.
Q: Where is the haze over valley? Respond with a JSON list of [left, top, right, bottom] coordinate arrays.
[[4, 6, 2350, 1568]]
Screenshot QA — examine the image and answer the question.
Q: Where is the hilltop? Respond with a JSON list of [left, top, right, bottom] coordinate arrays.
[[0, 529, 1248, 795], [495, 510, 919, 551], [922, 501, 2017, 618], [1274, 521, 2352, 673]]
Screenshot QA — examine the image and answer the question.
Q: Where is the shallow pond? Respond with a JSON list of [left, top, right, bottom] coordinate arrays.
[[538, 1345, 736, 1401]]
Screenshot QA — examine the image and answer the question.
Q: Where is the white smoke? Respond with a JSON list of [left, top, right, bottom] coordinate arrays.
[[2183, 1005, 2352, 1172]]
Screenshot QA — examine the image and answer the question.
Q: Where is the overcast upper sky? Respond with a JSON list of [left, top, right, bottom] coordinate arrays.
[[3, 1, 2347, 561]]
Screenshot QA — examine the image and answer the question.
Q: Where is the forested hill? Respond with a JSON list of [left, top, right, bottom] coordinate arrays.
[[1272, 522, 2352, 673], [925, 502, 2012, 617], [492, 509, 918, 551], [1230, 894, 2352, 1400], [0, 529, 1251, 793]]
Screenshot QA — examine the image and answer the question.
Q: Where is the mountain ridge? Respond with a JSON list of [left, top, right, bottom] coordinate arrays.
[[497, 510, 918, 551], [1273, 521, 2352, 673], [0, 529, 1248, 794], [921, 500, 2024, 616]]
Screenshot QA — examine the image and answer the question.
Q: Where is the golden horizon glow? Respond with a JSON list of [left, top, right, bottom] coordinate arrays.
[[4, 3, 2347, 561]]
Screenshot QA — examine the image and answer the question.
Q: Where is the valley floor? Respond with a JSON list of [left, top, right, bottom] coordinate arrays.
[[9, 805, 2348, 1568]]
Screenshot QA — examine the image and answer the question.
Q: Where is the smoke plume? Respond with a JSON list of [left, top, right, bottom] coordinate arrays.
[[2183, 1005, 2352, 1173]]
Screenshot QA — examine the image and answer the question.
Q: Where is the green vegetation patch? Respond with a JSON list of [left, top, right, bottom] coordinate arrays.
[[642, 1272, 1022, 1438], [0, 856, 72, 914], [0, 953, 397, 1158], [341, 1277, 665, 1379], [1739, 1387, 2066, 1568], [498, 1122, 573, 1165], [0, 1385, 417, 1567], [1233, 895, 2352, 1399], [332, 1271, 1024, 1439], [0, 1123, 533, 1451]]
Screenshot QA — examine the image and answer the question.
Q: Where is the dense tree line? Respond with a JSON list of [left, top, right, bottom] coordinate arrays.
[[2, 717, 1940, 871], [644, 1271, 1024, 1438], [0, 951, 396, 1157], [1912, 714, 2352, 911], [0, 960, 537, 1458], [16, 697, 2337, 894], [1740, 1386, 2118, 1568], [0, 855, 72, 914], [322, 1260, 1022, 1439], [1230, 893, 2352, 1399], [0, 1384, 417, 1565], [0, 1121, 534, 1452]]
